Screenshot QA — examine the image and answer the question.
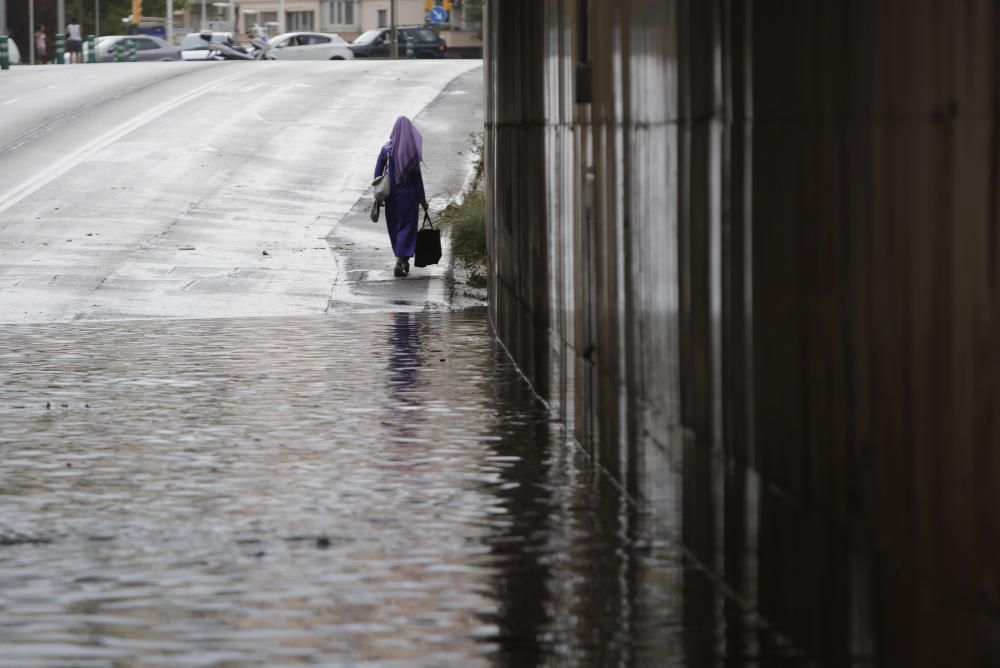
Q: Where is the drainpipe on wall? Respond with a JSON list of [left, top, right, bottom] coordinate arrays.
[[576, 0, 597, 447]]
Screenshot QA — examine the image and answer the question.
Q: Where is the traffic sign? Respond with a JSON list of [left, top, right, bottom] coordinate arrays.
[[428, 6, 448, 24]]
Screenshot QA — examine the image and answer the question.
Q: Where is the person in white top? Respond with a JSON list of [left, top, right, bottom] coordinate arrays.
[[66, 18, 82, 63]]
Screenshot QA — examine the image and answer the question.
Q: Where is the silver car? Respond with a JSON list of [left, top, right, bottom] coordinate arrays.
[[88, 35, 181, 62]]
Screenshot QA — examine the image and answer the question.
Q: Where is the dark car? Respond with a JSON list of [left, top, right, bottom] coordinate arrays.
[[350, 26, 447, 59]]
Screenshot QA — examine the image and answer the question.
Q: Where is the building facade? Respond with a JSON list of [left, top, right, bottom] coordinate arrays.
[[193, 0, 473, 43]]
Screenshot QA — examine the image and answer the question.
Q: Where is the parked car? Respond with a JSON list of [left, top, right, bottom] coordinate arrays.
[[180, 31, 248, 60], [350, 26, 447, 59], [3, 35, 22, 64], [261, 32, 353, 60], [86, 35, 181, 62]]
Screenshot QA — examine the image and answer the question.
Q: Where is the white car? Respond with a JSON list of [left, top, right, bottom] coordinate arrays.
[[262, 32, 353, 60], [3, 35, 21, 64]]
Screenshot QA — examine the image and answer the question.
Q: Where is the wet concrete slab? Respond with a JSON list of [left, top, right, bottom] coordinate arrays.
[[0, 310, 804, 666]]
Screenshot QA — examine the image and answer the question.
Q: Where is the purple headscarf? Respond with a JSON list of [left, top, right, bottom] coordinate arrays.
[[385, 116, 423, 184]]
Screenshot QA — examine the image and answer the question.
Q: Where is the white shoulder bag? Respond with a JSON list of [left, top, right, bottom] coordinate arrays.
[[372, 151, 391, 203]]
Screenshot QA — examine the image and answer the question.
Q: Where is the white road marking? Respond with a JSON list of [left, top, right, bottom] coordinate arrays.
[[0, 68, 256, 217], [1, 97, 21, 106]]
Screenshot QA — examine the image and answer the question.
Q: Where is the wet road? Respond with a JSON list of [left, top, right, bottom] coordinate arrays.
[[0, 61, 482, 321], [0, 310, 686, 666], [0, 63, 808, 666]]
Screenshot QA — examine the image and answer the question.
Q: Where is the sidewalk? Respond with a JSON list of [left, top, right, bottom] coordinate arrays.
[[326, 66, 485, 313]]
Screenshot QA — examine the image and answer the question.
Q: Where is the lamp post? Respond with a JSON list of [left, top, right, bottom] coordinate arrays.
[[0, 0, 7, 38], [201, 0, 207, 30], [166, 0, 172, 44], [279, 0, 285, 33], [28, 0, 34, 64], [390, 0, 397, 59]]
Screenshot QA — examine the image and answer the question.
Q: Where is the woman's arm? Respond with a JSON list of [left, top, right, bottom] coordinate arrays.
[[416, 167, 427, 208]]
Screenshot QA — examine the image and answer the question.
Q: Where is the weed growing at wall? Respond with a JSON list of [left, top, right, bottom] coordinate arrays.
[[440, 189, 486, 270], [439, 132, 487, 282]]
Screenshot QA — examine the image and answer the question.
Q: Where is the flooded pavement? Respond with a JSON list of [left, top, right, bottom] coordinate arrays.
[[0, 310, 803, 666], [0, 311, 644, 666]]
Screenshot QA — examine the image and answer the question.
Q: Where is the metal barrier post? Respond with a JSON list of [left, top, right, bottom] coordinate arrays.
[[114, 42, 123, 62], [0, 36, 9, 70], [87, 35, 96, 63], [127, 39, 136, 62], [56, 33, 65, 63], [405, 36, 414, 59]]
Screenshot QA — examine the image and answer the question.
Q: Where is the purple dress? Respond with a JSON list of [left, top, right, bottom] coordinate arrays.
[[375, 146, 426, 259]]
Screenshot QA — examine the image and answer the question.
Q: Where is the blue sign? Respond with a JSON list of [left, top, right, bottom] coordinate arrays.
[[428, 6, 449, 24]]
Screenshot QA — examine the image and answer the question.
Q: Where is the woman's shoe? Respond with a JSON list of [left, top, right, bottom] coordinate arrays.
[[403, 260, 410, 275], [394, 262, 406, 278]]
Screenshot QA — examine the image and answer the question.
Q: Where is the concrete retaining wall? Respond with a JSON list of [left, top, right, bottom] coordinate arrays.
[[484, 0, 1000, 664]]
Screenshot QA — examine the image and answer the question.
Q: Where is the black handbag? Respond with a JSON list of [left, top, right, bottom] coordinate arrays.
[[414, 211, 441, 267]]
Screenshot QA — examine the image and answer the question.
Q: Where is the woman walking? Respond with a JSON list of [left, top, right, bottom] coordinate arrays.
[[34, 25, 47, 64], [66, 18, 83, 64], [374, 116, 428, 277]]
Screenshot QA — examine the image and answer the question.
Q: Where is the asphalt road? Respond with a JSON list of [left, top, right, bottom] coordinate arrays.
[[0, 60, 483, 323]]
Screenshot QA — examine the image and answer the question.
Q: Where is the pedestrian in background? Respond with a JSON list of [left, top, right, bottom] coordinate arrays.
[[374, 116, 429, 278], [34, 25, 47, 64], [66, 18, 82, 63]]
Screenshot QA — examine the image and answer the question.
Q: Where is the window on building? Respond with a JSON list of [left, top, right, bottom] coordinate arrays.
[[328, 1, 356, 26], [256, 12, 278, 35], [286, 11, 314, 32], [378, 9, 388, 27]]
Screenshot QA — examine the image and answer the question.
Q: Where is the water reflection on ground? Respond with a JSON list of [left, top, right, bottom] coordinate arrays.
[[0, 310, 792, 666], [0, 311, 812, 667]]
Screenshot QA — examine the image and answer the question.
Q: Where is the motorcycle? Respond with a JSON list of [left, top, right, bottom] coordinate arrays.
[[196, 32, 270, 61]]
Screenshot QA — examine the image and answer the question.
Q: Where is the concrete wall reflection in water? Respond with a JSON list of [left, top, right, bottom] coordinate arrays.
[[484, 1, 999, 664]]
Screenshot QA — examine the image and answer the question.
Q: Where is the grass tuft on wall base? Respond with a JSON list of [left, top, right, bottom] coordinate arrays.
[[439, 189, 486, 269]]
